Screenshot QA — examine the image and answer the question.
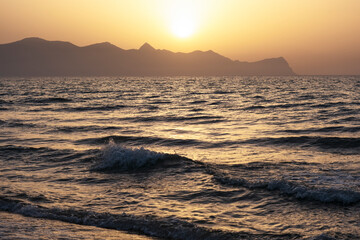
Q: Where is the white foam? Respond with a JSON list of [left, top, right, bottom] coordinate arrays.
[[93, 141, 165, 171]]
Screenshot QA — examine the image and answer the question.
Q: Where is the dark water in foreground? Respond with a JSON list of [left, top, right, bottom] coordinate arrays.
[[0, 76, 359, 239]]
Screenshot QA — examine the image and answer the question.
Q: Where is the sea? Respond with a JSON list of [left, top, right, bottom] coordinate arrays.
[[0, 76, 359, 240]]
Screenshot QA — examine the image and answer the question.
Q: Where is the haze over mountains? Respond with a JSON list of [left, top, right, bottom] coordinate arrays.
[[0, 37, 295, 76]]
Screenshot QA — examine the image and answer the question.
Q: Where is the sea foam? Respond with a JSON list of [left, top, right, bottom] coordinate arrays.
[[92, 141, 165, 171], [211, 170, 360, 205]]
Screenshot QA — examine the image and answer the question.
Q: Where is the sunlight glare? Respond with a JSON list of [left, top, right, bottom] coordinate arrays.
[[168, 1, 199, 39], [171, 16, 195, 38]]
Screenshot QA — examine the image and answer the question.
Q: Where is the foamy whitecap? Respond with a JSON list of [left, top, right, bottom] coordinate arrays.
[[212, 171, 360, 204], [93, 141, 165, 171]]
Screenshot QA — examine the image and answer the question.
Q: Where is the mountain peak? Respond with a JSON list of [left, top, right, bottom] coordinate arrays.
[[18, 37, 47, 43], [13, 37, 77, 48], [85, 42, 120, 50], [139, 42, 155, 51]]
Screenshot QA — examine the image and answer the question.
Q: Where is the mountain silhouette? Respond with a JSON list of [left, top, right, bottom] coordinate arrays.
[[139, 42, 156, 52], [0, 37, 295, 76]]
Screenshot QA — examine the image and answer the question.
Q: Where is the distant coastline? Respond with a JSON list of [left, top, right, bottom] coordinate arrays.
[[0, 37, 295, 76]]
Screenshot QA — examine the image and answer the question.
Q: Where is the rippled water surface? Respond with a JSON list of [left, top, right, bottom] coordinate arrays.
[[0, 76, 359, 239]]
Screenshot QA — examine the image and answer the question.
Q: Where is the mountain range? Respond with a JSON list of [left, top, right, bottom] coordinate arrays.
[[0, 37, 295, 76]]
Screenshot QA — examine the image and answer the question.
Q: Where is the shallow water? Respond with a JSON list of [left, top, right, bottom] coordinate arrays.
[[0, 76, 359, 239]]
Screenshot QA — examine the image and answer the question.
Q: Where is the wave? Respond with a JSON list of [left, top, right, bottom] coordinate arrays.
[[0, 145, 51, 153], [24, 97, 73, 104], [192, 119, 225, 124], [189, 100, 207, 104], [77, 135, 205, 147], [308, 233, 359, 240], [0, 119, 39, 128], [77, 134, 360, 153], [4, 189, 51, 203], [2, 142, 359, 208], [57, 104, 128, 112], [92, 143, 165, 171], [148, 100, 172, 104], [242, 101, 360, 111], [0, 99, 13, 105], [92, 142, 192, 172], [213, 90, 235, 94], [208, 167, 360, 205], [243, 136, 360, 152], [0, 145, 95, 164], [310, 101, 357, 109], [46, 125, 123, 133], [144, 95, 160, 99], [296, 94, 316, 100], [283, 126, 360, 134], [143, 105, 159, 110], [333, 117, 359, 123], [243, 103, 306, 110], [90, 143, 360, 205], [0, 197, 299, 240], [128, 115, 224, 123]]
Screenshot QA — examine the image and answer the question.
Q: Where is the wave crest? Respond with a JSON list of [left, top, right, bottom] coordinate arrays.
[[0, 197, 299, 240], [92, 141, 166, 171], [210, 168, 360, 205]]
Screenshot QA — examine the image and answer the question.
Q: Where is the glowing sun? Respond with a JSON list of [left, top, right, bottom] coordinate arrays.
[[168, 1, 199, 39], [171, 16, 196, 38]]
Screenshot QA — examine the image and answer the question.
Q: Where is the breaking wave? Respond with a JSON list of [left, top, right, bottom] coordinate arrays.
[[0, 197, 299, 240], [91, 141, 191, 172], [77, 134, 360, 154], [209, 167, 360, 205]]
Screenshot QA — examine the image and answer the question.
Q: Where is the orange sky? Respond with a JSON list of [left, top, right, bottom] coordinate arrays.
[[1, 0, 359, 75]]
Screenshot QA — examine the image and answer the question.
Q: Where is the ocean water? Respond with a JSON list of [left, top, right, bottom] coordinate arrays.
[[0, 76, 359, 240]]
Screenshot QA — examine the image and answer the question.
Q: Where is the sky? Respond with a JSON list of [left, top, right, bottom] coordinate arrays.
[[0, 0, 359, 75]]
